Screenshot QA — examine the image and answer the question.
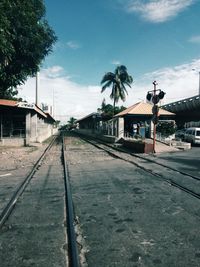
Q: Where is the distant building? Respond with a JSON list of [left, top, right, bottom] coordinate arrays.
[[76, 102, 175, 141]]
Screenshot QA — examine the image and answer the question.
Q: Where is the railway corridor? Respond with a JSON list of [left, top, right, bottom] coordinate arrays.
[[0, 133, 200, 267], [65, 134, 200, 267], [0, 140, 67, 267]]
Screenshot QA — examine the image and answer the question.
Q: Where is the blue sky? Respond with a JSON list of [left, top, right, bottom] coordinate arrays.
[[19, 0, 200, 122]]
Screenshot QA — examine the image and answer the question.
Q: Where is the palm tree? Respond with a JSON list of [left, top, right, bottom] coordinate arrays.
[[101, 65, 133, 116]]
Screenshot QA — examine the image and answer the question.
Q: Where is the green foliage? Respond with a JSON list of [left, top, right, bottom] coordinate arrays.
[[101, 65, 133, 115], [98, 98, 126, 117], [0, 86, 20, 100], [114, 105, 126, 114], [54, 120, 60, 127], [67, 117, 77, 125], [0, 0, 57, 99], [156, 121, 176, 136], [67, 117, 77, 130]]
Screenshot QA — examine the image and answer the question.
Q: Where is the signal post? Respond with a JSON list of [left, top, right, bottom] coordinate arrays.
[[146, 81, 165, 153]]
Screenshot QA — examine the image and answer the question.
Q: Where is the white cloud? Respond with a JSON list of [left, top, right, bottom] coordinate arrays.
[[18, 58, 200, 123], [18, 67, 105, 123], [125, 58, 200, 106], [66, 40, 81, 49], [125, 0, 194, 23], [189, 35, 200, 44], [111, 60, 121, 65], [55, 41, 81, 50], [42, 66, 65, 78]]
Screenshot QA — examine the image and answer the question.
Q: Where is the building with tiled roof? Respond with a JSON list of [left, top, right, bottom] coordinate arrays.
[[75, 101, 175, 141], [115, 101, 175, 117], [111, 101, 175, 138], [0, 99, 56, 146]]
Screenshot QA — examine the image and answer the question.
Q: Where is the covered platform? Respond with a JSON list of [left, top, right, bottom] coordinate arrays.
[[114, 101, 175, 138], [162, 94, 200, 127], [76, 102, 175, 141]]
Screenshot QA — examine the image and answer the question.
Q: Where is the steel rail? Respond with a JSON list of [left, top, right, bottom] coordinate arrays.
[[77, 134, 200, 200], [0, 135, 57, 229], [76, 132, 200, 182], [62, 134, 80, 267]]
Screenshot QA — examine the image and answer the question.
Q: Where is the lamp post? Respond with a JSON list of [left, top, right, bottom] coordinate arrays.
[[146, 81, 165, 153]]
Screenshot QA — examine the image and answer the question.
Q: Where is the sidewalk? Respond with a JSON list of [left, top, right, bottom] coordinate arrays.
[[155, 141, 179, 153], [145, 139, 179, 153]]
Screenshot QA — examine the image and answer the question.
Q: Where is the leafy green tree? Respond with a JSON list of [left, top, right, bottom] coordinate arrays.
[[0, 87, 20, 100], [98, 98, 126, 118], [156, 121, 176, 137], [101, 65, 133, 116], [114, 105, 126, 114], [0, 0, 57, 99], [67, 117, 77, 130]]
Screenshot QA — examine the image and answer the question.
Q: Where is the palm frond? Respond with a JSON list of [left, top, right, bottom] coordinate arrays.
[[101, 80, 112, 92], [101, 72, 115, 84], [127, 75, 133, 84], [122, 83, 128, 95], [124, 81, 132, 88], [101, 65, 133, 105], [119, 88, 126, 101]]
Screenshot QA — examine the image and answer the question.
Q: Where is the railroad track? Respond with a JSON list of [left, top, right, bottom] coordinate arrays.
[[0, 134, 80, 267], [76, 133, 200, 200]]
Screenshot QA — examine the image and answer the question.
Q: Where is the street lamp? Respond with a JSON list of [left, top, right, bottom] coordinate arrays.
[[146, 81, 166, 153]]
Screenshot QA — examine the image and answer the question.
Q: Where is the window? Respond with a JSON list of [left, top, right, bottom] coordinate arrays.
[[196, 131, 200, 136]]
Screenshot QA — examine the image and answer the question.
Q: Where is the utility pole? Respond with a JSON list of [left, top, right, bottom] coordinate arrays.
[[35, 72, 39, 106], [53, 88, 55, 117]]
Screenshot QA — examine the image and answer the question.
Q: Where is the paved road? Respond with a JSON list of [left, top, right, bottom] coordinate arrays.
[[65, 134, 200, 267], [152, 146, 200, 177]]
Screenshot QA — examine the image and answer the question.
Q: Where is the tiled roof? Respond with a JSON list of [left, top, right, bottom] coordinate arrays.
[[76, 112, 99, 123], [0, 99, 55, 120], [34, 104, 47, 118], [46, 112, 56, 122], [0, 99, 18, 106], [115, 102, 175, 117]]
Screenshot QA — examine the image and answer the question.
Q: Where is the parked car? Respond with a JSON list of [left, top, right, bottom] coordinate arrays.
[[184, 127, 200, 145], [175, 129, 186, 140]]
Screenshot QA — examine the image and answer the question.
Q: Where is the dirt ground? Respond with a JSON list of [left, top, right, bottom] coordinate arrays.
[[0, 144, 47, 173]]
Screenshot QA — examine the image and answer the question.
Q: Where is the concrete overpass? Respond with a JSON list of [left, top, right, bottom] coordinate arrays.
[[162, 94, 200, 127]]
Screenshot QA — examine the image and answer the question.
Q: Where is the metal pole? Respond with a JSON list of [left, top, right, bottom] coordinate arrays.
[[153, 81, 157, 153], [53, 88, 54, 117], [35, 72, 39, 105]]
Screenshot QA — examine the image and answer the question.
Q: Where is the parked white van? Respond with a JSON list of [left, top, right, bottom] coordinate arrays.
[[184, 127, 200, 145]]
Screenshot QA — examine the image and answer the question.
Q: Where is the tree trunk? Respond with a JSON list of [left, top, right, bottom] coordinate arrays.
[[113, 99, 116, 117]]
